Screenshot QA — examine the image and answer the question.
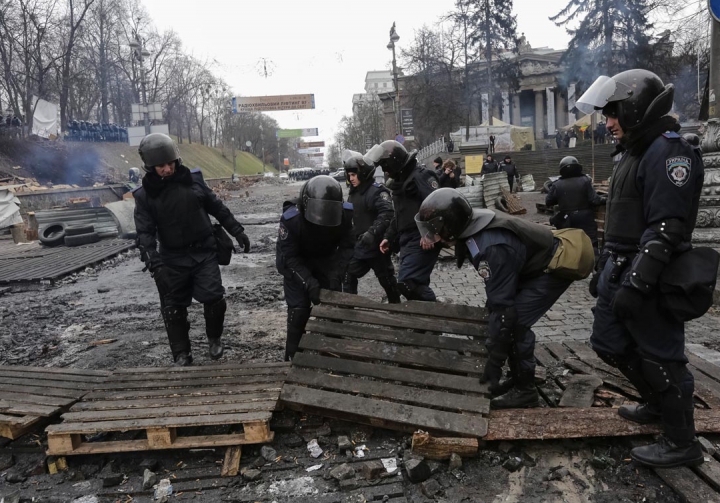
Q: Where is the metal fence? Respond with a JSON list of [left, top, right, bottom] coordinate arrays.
[[417, 138, 447, 161]]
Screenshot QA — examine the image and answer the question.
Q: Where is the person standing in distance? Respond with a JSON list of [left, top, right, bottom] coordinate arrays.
[[365, 140, 440, 301], [133, 133, 250, 366], [500, 155, 520, 191], [577, 69, 705, 467], [341, 150, 400, 303], [482, 155, 499, 174], [276, 176, 355, 360]]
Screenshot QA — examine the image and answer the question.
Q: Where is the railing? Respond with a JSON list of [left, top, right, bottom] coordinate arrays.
[[417, 138, 447, 160]]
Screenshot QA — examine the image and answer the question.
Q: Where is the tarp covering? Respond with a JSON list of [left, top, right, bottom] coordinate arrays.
[[0, 188, 22, 229], [32, 96, 59, 138], [450, 118, 535, 151]]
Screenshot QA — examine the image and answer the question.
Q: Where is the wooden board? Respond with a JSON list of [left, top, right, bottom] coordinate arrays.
[[558, 375, 603, 408], [654, 466, 720, 503], [0, 365, 110, 440], [281, 291, 491, 438], [46, 363, 289, 455]]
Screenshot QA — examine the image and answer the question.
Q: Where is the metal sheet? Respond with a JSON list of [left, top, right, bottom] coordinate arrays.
[[35, 207, 119, 238], [0, 239, 135, 284], [482, 172, 511, 208]]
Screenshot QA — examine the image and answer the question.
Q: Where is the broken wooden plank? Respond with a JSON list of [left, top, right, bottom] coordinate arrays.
[[695, 455, 720, 493], [563, 341, 624, 379], [285, 367, 489, 415], [292, 353, 488, 394], [281, 385, 487, 437], [0, 365, 109, 377], [654, 466, 720, 503], [221, 446, 242, 477], [687, 352, 720, 386], [90, 374, 283, 391], [485, 408, 720, 440], [305, 319, 486, 354], [0, 400, 58, 417], [299, 333, 483, 375], [563, 358, 641, 400], [83, 380, 284, 402], [104, 365, 286, 382], [688, 344, 720, 367], [544, 342, 572, 361], [558, 375, 603, 408], [310, 305, 483, 337], [318, 289, 488, 322], [70, 391, 279, 412], [111, 362, 290, 374], [411, 431, 479, 459], [534, 345, 558, 368]]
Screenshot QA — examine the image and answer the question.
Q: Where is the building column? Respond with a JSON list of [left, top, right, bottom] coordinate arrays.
[[512, 93, 521, 126], [534, 89, 544, 140], [555, 88, 567, 129]]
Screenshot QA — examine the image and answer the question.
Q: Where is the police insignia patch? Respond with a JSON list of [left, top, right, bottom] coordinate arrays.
[[430, 180, 439, 189], [476, 261, 492, 280], [380, 192, 391, 201], [666, 156, 691, 187], [278, 223, 289, 240]]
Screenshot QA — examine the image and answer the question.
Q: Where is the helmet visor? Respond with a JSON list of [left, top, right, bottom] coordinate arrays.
[[305, 198, 343, 226], [363, 144, 390, 167], [576, 76, 634, 115], [414, 214, 444, 243], [342, 149, 362, 165]]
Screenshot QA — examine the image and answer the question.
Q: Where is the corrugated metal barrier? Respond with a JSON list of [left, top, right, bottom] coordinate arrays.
[[35, 207, 119, 238]]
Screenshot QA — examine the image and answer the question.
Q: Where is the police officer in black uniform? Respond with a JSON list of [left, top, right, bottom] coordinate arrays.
[[482, 155, 499, 174], [134, 133, 250, 366], [546, 156, 605, 257], [577, 69, 705, 467], [416, 188, 575, 408], [276, 175, 355, 360], [341, 150, 400, 304], [500, 155, 520, 191], [365, 140, 441, 301]]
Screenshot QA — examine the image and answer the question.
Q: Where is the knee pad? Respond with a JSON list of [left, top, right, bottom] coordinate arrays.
[[595, 350, 639, 371], [204, 297, 227, 319], [396, 281, 414, 298], [162, 306, 188, 323], [641, 358, 690, 393]]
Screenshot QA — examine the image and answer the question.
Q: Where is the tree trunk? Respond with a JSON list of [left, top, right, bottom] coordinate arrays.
[[485, 0, 494, 127]]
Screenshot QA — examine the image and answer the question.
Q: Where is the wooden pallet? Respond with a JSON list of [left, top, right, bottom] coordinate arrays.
[[0, 365, 110, 439], [280, 290, 491, 437], [45, 362, 290, 455], [486, 341, 720, 441]]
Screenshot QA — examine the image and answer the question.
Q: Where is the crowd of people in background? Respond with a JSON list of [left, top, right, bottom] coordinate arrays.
[[554, 121, 615, 149], [288, 167, 331, 181], [0, 115, 23, 138], [65, 121, 128, 142]]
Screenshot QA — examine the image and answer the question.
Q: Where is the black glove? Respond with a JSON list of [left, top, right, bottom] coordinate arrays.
[[612, 286, 645, 320], [358, 231, 375, 249], [589, 272, 600, 298], [306, 277, 321, 305], [235, 232, 250, 253]]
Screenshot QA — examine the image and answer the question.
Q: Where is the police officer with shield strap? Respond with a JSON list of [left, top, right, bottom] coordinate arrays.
[[365, 141, 441, 301], [276, 176, 355, 360], [577, 69, 706, 468], [341, 150, 401, 303]]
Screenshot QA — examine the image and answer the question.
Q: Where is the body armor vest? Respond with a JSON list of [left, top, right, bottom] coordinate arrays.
[[604, 152, 646, 245], [553, 176, 592, 212], [485, 211, 555, 277], [348, 183, 378, 239], [392, 167, 424, 233], [150, 182, 213, 251]]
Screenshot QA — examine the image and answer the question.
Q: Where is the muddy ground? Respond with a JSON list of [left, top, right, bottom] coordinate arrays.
[[0, 180, 714, 502]]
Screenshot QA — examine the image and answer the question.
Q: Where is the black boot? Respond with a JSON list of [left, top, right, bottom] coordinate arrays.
[[490, 371, 539, 409], [631, 435, 703, 468], [377, 275, 401, 304], [174, 352, 193, 367], [618, 403, 662, 424], [162, 306, 192, 365], [204, 298, 227, 360], [285, 308, 311, 361]]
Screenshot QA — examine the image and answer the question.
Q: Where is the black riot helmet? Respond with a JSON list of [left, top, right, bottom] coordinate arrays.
[[299, 175, 344, 226], [138, 133, 182, 173], [415, 188, 494, 242], [342, 149, 375, 182], [559, 156, 583, 178], [683, 133, 700, 147], [576, 69, 674, 133], [364, 140, 417, 178]]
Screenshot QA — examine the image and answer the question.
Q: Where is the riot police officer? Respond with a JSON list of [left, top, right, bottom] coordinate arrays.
[[500, 155, 520, 191], [416, 188, 580, 408], [545, 156, 604, 257], [365, 140, 440, 301], [341, 150, 400, 303], [482, 155, 499, 174], [276, 175, 354, 360], [577, 69, 705, 467], [133, 133, 250, 366]]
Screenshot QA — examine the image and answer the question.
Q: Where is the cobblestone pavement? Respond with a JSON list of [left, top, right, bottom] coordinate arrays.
[[427, 257, 720, 346]]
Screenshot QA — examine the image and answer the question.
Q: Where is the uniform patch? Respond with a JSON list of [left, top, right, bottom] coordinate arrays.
[[666, 156, 691, 187], [430, 180, 439, 189], [476, 261, 492, 280], [278, 223, 289, 240], [380, 191, 391, 201]]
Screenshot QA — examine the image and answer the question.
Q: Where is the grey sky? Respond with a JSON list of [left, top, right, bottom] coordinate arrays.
[[143, 0, 571, 147]]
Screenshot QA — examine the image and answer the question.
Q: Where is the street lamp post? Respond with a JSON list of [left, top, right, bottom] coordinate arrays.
[[129, 32, 151, 135], [387, 22, 401, 137]]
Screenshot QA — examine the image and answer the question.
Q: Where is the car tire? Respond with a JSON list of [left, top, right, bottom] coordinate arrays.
[[39, 223, 66, 247], [65, 224, 95, 236], [64, 231, 101, 247]]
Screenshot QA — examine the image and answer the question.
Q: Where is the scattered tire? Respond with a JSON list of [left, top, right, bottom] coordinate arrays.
[[64, 231, 101, 247], [542, 180, 553, 194], [495, 196, 510, 213], [65, 224, 95, 236], [39, 224, 66, 247]]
